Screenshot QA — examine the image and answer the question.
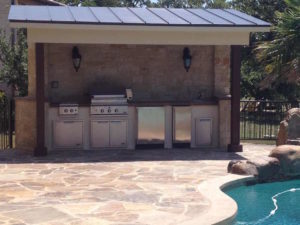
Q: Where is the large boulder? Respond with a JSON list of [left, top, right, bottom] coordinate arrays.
[[228, 157, 280, 180], [277, 108, 300, 146], [269, 145, 300, 176], [247, 156, 280, 180], [227, 160, 258, 176]]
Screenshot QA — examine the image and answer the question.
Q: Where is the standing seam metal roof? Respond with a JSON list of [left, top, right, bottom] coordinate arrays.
[[8, 5, 271, 27]]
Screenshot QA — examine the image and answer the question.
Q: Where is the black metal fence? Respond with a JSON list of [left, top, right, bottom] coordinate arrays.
[[240, 100, 299, 140], [0, 97, 14, 149]]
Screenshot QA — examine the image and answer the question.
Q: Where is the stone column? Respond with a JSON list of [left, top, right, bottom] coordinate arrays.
[[214, 46, 232, 150]]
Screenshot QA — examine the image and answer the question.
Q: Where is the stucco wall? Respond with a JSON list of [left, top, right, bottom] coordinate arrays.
[[46, 44, 215, 102]]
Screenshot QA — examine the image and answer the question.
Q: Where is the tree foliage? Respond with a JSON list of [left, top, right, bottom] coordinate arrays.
[[256, 0, 300, 86], [232, 0, 300, 101], [58, 0, 153, 6], [57, 0, 229, 8], [0, 30, 28, 96]]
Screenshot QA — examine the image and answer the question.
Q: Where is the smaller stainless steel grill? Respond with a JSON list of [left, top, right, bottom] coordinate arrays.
[[59, 103, 79, 115], [90, 94, 128, 115]]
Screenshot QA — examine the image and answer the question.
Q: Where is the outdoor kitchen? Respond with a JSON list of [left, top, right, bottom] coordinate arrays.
[[8, 6, 270, 154], [45, 44, 221, 151]]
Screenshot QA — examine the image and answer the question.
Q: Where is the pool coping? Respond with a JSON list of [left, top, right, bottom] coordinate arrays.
[[195, 174, 256, 225]]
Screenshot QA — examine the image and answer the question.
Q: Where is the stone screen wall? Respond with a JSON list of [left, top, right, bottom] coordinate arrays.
[[45, 44, 215, 103]]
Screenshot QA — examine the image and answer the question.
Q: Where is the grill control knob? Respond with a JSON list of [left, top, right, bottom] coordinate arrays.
[[70, 109, 74, 113], [115, 109, 118, 113], [100, 109, 104, 113], [108, 109, 111, 113], [64, 109, 68, 113]]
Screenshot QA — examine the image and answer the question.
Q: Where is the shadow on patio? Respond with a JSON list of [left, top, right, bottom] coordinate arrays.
[[0, 148, 246, 164]]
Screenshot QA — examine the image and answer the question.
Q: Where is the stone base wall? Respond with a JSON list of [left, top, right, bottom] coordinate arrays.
[[15, 98, 36, 151]]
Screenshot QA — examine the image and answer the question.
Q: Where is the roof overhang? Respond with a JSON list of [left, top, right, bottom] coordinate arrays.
[[10, 23, 270, 45], [9, 6, 271, 45]]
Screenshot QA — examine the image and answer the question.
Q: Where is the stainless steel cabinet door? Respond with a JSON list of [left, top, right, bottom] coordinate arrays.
[[173, 107, 191, 143], [110, 120, 127, 147], [54, 120, 83, 148], [195, 118, 212, 146], [137, 107, 165, 144], [91, 121, 110, 148]]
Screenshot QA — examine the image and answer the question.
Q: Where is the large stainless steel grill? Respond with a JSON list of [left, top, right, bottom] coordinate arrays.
[[90, 94, 128, 115]]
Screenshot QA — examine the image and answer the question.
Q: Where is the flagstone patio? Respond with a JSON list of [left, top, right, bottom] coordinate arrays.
[[0, 143, 274, 225]]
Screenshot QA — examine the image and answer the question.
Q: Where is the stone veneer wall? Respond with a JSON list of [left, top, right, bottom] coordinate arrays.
[[214, 46, 231, 149], [15, 44, 232, 151], [45, 44, 215, 102], [0, 0, 10, 34], [214, 46, 231, 97]]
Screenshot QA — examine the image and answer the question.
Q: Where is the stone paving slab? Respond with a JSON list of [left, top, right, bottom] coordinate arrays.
[[0, 143, 274, 225]]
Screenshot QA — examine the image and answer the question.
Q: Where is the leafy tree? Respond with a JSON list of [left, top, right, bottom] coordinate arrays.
[[58, 0, 153, 6], [232, 0, 286, 24], [256, 0, 300, 87], [0, 30, 28, 97], [153, 0, 229, 8], [204, 0, 229, 8], [231, 0, 299, 100]]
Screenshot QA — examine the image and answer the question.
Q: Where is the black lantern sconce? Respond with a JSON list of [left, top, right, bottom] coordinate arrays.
[[183, 47, 192, 72], [72, 46, 81, 72]]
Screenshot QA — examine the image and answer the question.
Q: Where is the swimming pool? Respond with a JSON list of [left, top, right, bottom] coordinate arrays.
[[224, 179, 300, 225]]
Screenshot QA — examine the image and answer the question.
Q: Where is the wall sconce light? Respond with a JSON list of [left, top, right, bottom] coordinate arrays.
[[72, 46, 81, 72], [183, 47, 192, 72]]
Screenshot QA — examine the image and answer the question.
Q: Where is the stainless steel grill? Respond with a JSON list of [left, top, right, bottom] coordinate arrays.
[[59, 103, 79, 115], [90, 94, 128, 115]]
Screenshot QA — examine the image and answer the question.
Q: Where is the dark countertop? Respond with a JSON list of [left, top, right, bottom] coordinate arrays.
[[127, 98, 219, 106], [48, 97, 226, 107]]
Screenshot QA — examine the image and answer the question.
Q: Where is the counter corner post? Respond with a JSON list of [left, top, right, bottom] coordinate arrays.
[[34, 43, 47, 156]]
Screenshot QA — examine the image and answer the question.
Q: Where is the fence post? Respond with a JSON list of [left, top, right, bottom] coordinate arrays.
[[8, 99, 13, 148]]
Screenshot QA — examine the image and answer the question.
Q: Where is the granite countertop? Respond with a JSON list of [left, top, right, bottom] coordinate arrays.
[[127, 98, 219, 106], [49, 97, 223, 107]]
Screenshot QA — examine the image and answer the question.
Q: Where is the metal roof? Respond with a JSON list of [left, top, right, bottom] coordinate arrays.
[[8, 5, 270, 27]]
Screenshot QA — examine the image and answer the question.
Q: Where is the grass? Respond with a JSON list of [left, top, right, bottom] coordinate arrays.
[[241, 140, 276, 145], [0, 133, 15, 149], [240, 120, 279, 140]]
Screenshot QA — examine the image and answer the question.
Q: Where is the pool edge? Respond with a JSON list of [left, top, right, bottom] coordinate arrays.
[[196, 174, 256, 225]]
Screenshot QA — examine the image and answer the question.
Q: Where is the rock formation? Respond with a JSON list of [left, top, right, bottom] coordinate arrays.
[[277, 108, 300, 146], [228, 145, 300, 181], [269, 145, 300, 176]]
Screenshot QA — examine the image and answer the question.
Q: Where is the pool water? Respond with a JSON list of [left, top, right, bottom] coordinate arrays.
[[225, 179, 300, 225]]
